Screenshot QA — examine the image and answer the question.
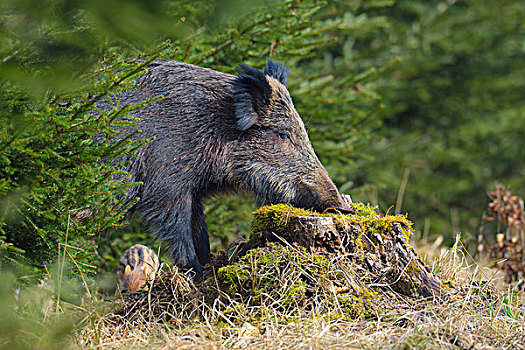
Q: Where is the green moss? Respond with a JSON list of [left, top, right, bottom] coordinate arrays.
[[217, 244, 321, 308], [347, 202, 378, 217], [441, 280, 455, 289], [329, 284, 381, 320], [357, 285, 379, 300], [405, 260, 422, 277], [394, 261, 423, 295], [338, 295, 376, 319], [250, 204, 317, 236], [373, 215, 414, 241]]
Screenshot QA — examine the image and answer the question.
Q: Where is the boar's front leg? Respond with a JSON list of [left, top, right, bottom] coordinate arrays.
[[164, 194, 204, 278], [191, 198, 211, 269]]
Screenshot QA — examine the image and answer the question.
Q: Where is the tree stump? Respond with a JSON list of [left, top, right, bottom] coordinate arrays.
[[247, 204, 443, 299]]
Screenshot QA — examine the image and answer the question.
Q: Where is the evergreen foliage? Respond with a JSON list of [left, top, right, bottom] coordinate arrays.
[[0, 51, 171, 276]]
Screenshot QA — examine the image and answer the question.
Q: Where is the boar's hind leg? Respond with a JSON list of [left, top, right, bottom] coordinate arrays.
[[192, 199, 211, 268]]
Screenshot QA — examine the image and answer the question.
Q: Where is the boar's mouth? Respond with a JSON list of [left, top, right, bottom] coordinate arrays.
[[292, 177, 352, 214]]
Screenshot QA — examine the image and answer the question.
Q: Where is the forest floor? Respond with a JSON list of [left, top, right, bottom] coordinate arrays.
[[3, 204, 523, 350]]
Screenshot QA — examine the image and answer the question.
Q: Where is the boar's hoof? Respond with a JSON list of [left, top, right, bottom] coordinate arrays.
[[185, 258, 204, 281]]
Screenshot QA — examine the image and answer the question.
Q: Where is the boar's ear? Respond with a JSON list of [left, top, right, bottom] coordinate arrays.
[[233, 63, 273, 131], [264, 59, 289, 86]]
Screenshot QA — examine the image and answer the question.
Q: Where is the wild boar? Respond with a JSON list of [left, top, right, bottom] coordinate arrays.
[[104, 59, 349, 278]]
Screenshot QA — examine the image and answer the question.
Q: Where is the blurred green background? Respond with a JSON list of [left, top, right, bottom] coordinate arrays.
[[1, 0, 524, 281]]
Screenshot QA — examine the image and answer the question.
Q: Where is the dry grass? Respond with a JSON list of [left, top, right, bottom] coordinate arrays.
[[76, 236, 525, 350]]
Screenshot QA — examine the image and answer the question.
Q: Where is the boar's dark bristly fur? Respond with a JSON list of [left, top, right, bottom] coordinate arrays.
[[102, 59, 349, 278]]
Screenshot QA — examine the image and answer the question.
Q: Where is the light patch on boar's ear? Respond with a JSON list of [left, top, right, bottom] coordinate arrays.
[[264, 59, 289, 86], [233, 63, 272, 131]]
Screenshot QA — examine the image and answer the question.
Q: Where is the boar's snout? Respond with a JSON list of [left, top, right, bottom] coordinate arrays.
[[296, 167, 352, 214]]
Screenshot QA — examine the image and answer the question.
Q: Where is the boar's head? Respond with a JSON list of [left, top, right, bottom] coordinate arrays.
[[229, 59, 350, 213]]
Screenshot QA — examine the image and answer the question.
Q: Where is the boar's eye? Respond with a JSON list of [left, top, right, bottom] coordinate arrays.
[[278, 131, 291, 141]]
